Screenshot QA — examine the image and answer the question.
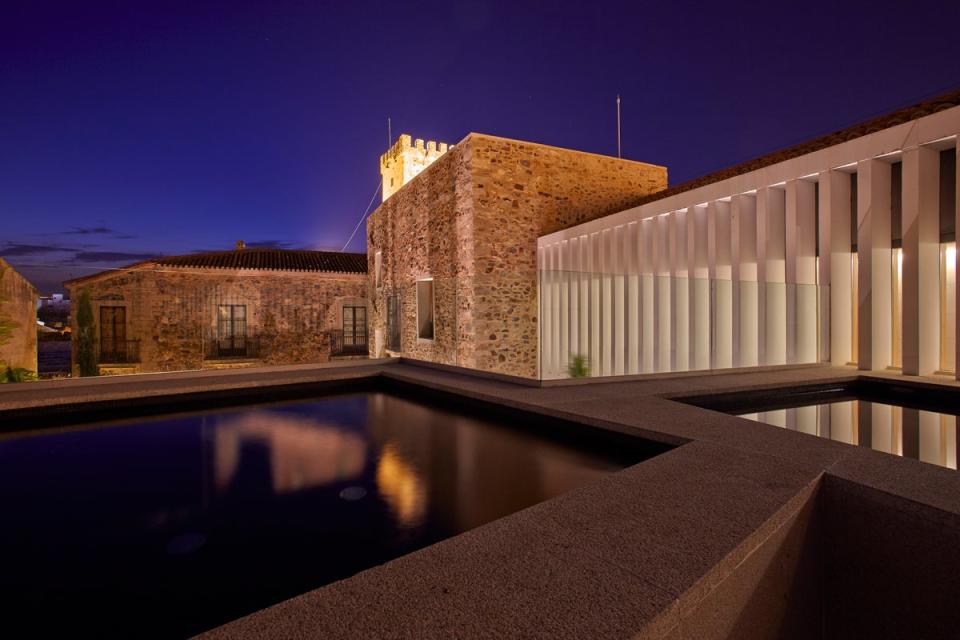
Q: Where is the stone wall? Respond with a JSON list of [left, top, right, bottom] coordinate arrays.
[[367, 143, 475, 367], [0, 258, 38, 373], [367, 132, 667, 378], [66, 265, 366, 375]]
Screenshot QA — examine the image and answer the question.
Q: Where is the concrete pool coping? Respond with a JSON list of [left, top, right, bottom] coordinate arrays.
[[2, 361, 959, 638]]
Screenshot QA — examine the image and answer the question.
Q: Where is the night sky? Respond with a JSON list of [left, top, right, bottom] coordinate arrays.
[[2, 0, 958, 293]]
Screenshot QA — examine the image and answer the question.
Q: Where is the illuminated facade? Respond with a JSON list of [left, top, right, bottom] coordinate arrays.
[[367, 133, 667, 378], [379, 134, 450, 201], [538, 91, 960, 382]]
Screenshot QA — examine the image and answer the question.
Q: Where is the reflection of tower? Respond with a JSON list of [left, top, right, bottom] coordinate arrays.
[[366, 393, 614, 533], [379, 135, 449, 201]]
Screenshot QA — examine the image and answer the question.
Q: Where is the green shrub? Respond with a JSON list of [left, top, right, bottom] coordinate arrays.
[[568, 354, 590, 378], [0, 366, 37, 383]]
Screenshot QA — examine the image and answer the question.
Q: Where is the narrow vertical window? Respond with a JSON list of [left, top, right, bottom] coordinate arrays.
[[386, 294, 401, 351], [375, 251, 382, 289], [416, 279, 434, 340], [216, 305, 247, 357], [99, 306, 126, 362]]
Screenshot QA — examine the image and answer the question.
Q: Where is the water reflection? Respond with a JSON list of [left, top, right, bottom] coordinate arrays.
[[375, 444, 427, 528], [0, 391, 638, 639], [213, 411, 367, 494], [365, 393, 618, 532], [739, 401, 958, 470]]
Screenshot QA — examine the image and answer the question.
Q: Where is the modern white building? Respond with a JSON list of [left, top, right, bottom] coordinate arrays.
[[538, 92, 960, 382]]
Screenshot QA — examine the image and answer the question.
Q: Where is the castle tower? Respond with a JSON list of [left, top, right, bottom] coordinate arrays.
[[379, 134, 450, 201]]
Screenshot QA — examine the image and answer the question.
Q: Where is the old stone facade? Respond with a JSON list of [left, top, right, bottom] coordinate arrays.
[[367, 133, 667, 378], [0, 257, 39, 373], [65, 249, 367, 375], [380, 134, 450, 201]]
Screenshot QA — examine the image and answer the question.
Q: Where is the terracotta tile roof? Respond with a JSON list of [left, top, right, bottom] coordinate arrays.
[[630, 87, 960, 208], [155, 248, 368, 273]]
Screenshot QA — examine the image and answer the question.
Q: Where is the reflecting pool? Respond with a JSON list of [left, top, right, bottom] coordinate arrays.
[[737, 399, 958, 470], [0, 391, 651, 638]]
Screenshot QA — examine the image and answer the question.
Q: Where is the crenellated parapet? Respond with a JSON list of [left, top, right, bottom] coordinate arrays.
[[380, 134, 451, 201]]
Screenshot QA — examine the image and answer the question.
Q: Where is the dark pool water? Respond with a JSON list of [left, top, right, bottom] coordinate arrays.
[[0, 391, 647, 638], [737, 399, 958, 471]]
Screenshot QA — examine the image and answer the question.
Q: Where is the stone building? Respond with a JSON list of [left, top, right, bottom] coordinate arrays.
[[0, 257, 39, 374], [64, 247, 367, 375], [366, 132, 667, 378]]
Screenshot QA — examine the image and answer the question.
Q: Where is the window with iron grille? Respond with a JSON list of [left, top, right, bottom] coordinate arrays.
[[217, 305, 247, 357], [99, 306, 126, 362], [386, 294, 401, 351], [342, 305, 367, 353]]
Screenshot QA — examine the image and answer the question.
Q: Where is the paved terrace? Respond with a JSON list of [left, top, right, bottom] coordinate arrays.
[[1, 361, 959, 639]]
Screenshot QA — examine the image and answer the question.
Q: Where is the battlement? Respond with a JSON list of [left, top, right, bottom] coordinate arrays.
[[380, 133, 451, 201]]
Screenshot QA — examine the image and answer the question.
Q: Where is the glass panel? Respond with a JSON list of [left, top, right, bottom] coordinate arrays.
[[941, 242, 956, 373], [891, 248, 902, 369], [417, 281, 434, 340]]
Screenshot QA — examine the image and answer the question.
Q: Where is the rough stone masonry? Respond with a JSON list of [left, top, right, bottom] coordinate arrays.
[[368, 133, 667, 378]]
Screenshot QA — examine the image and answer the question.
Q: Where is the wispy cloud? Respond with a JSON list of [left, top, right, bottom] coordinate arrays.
[[61, 226, 116, 235], [70, 251, 159, 263], [0, 243, 72, 257], [244, 240, 293, 249]]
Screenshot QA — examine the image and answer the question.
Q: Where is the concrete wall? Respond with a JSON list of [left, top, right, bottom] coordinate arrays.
[[0, 258, 38, 373], [66, 265, 366, 374], [540, 103, 960, 380], [368, 133, 667, 379]]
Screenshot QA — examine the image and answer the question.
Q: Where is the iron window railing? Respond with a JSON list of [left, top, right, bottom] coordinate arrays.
[[97, 339, 141, 364], [330, 329, 368, 356], [205, 333, 261, 360]]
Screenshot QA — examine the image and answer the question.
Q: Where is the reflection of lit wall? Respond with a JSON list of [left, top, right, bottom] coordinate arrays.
[[375, 444, 426, 528], [214, 412, 366, 494], [538, 99, 960, 380]]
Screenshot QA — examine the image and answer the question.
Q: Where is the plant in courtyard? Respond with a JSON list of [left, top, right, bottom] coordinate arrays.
[[76, 289, 98, 377], [568, 354, 590, 378], [1, 367, 37, 383]]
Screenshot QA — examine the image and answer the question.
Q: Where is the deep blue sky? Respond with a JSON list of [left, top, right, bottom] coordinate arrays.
[[2, 0, 958, 293]]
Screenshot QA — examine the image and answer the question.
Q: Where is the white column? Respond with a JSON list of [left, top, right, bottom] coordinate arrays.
[[733, 194, 759, 367], [759, 187, 787, 365], [820, 170, 853, 365], [689, 204, 710, 370], [858, 159, 893, 371], [901, 146, 940, 376], [626, 222, 640, 375], [787, 179, 818, 364], [569, 236, 580, 362], [559, 240, 570, 376], [589, 231, 601, 375], [671, 210, 689, 371], [655, 215, 672, 372], [641, 218, 655, 373], [709, 200, 733, 369], [601, 228, 614, 376], [578, 235, 589, 366], [543, 244, 555, 377], [538, 246, 550, 377]]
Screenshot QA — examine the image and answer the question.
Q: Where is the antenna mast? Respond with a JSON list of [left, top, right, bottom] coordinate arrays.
[[387, 117, 392, 148], [616, 95, 622, 159]]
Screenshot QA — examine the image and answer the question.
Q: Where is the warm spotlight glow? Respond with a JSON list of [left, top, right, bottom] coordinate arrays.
[[376, 444, 426, 528]]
